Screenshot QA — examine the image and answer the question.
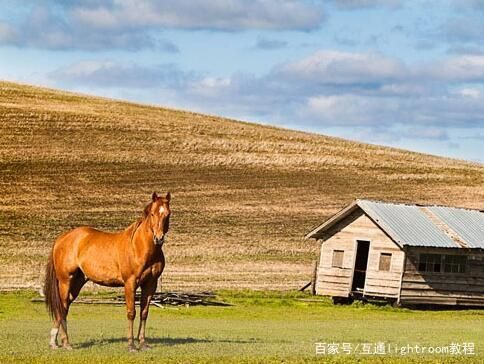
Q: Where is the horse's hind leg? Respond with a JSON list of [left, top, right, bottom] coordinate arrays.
[[57, 271, 86, 350], [50, 319, 61, 349], [55, 278, 72, 350]]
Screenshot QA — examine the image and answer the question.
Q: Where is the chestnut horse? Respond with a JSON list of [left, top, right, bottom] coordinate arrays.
[[44, 192, 171, 351]]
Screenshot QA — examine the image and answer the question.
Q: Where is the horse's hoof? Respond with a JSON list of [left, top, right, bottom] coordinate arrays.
[[63, 344, 73, 350], [139, 343, 152, 351], [128, 345, 138, 353], [49, 344, 59, 350]]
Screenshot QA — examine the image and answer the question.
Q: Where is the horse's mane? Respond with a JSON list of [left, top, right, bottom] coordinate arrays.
[[130, 203, 151, 244], [143, 202, 153, 218]]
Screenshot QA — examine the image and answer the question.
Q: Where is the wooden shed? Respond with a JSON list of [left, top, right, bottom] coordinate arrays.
[[305, 200, 484, 306]]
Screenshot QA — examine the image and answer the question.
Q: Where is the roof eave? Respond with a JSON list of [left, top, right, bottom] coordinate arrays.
[[304, 201, 360, 239]]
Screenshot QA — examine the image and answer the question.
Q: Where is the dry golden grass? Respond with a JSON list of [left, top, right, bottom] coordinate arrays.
[[0, 80, 483, 290]]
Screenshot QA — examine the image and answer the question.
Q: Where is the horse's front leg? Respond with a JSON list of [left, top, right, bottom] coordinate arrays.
[[137, 278, 157, 350], [124, 279, 137, 352]]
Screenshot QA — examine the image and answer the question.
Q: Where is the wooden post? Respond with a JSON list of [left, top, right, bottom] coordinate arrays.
[[397, 247, 407, 306], [311, 259, 318, 295]]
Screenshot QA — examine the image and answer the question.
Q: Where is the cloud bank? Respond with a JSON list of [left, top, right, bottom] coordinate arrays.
[[0, 1, 324, 51], [50, 50, 484, 143]]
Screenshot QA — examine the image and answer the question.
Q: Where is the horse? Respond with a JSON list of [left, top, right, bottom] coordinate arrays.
[[44, 192, 171, 352]]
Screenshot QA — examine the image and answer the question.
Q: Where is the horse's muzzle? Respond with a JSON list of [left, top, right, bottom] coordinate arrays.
[[154, 235, 165, 246]]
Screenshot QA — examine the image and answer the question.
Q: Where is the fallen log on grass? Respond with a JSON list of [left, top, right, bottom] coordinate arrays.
[[32, 291, 232, 307]]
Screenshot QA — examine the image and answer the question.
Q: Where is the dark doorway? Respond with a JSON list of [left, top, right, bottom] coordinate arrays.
[[351, 240, 370, 293]]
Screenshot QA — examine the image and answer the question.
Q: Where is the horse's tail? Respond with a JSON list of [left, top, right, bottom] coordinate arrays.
[[44, 249, 65, 321]]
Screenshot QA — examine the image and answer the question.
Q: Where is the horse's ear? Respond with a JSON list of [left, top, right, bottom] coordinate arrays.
[[152, 192, 158, 202], [165, 192, 171, 202]]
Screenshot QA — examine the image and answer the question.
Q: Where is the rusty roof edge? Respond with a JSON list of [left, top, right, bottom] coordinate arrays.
[[357, 199, 483, 213], [419, 207, 470, 248], [428, 206, 484, 249]]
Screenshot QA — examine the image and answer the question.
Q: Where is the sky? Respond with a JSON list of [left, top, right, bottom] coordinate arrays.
[[0, 1, 483, 162]]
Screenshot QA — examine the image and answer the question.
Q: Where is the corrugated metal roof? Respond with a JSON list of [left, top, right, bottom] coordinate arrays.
[[306, 199, 484, 249], [428, 206, 484, 249], [357, 200, 459, 248]]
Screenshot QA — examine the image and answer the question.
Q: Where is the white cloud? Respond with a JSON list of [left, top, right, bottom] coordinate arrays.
[[457, 88, 481, 98], [0, 4, 173, 51], [305, 94, 402, 126], [275, 50, 405, 85], [329, 0, 402, 10], [406, 127, 449, 140], [188, 77, 232, 97], [50, 61, 197, 88], [428, 55, 484, 82], [69, 0, 325, 32], [0, 1, 324, 50]]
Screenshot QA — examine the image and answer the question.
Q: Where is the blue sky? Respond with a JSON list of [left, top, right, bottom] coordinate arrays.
[[0, 1, 483, 162]]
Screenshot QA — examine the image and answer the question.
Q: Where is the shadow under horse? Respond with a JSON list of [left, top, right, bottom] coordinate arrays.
[[44, 192, 171, 352]]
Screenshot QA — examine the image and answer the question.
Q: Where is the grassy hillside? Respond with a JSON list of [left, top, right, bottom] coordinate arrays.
[[0, 80, 483, 290]]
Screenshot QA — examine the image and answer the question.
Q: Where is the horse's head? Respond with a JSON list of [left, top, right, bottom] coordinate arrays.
[[144, 191, 171, 246]]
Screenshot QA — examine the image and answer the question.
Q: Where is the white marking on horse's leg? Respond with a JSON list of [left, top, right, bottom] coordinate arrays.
[[50, 327, 59, 349]]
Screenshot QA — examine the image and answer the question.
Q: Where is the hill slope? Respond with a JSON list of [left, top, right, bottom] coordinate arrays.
[[0, 81, 483, 290]]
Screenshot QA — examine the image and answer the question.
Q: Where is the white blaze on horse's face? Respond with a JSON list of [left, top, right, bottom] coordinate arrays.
[[149, 192, 171, 246], [152, 201, 170, 246]]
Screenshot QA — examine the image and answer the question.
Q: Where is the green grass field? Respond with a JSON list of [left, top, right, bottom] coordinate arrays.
[[0, 290, 482, 363]]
